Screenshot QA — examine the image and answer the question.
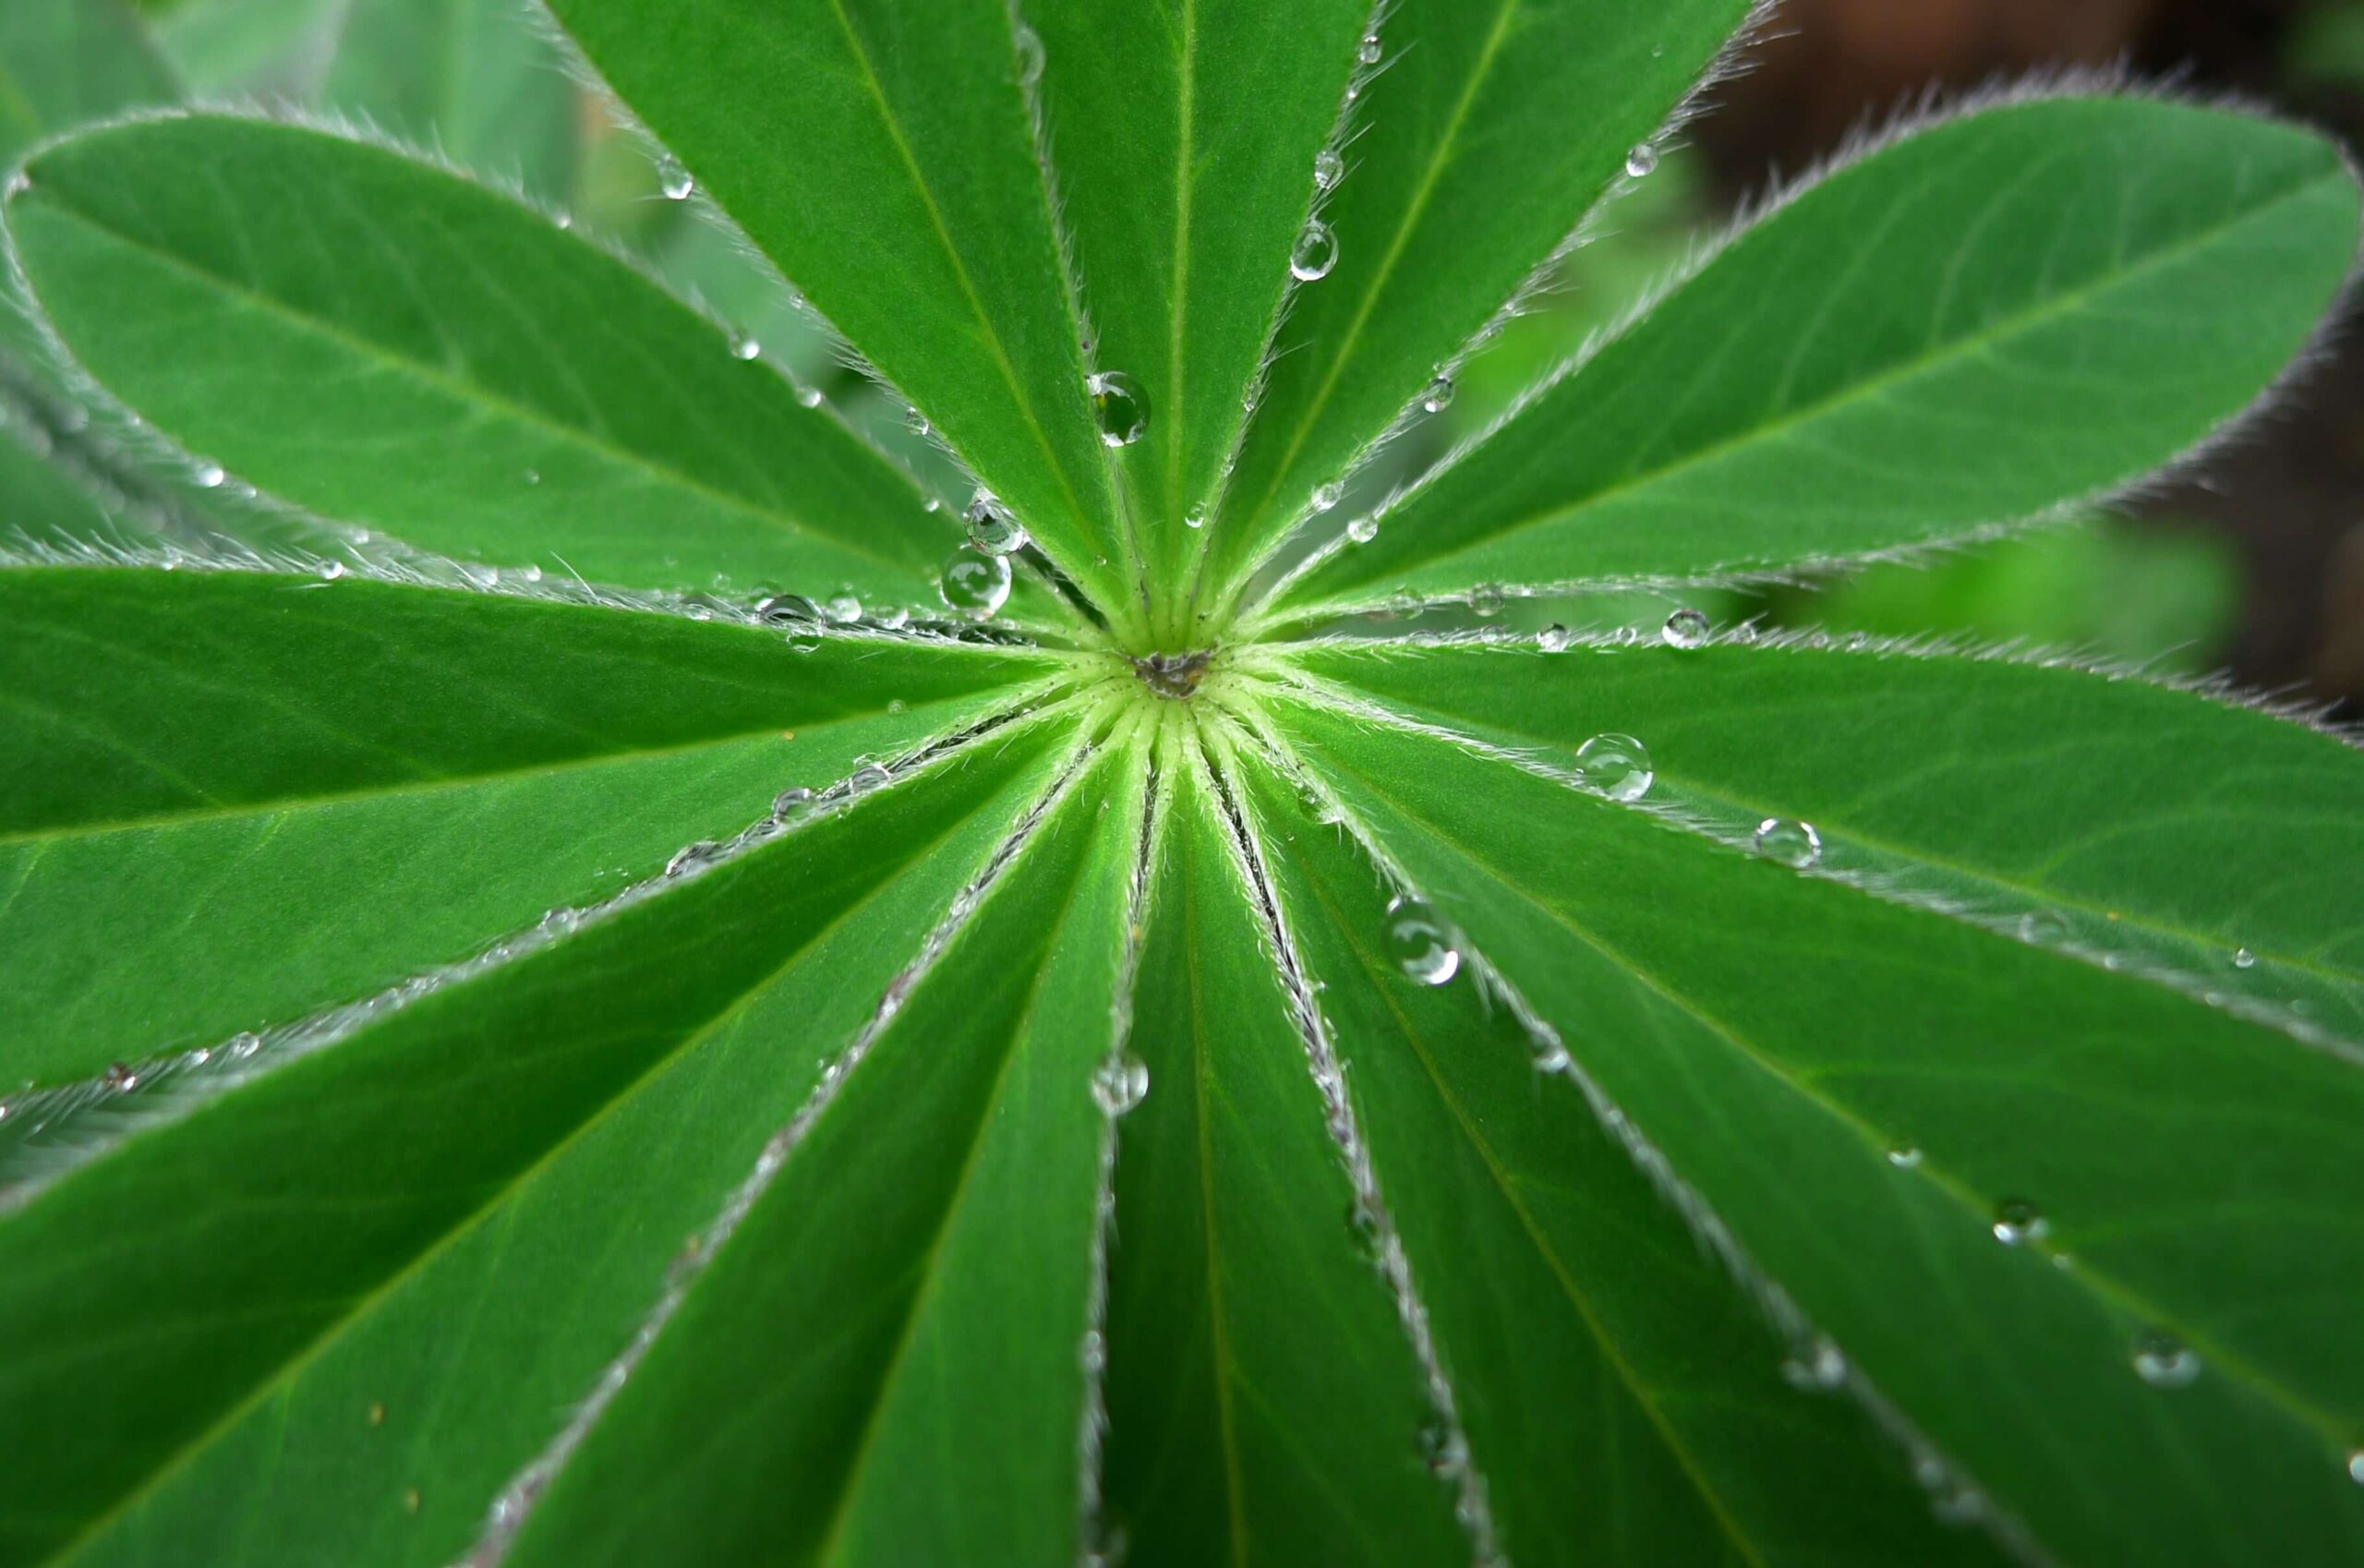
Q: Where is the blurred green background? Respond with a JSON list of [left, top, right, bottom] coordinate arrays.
[[12, 0, 2364, 718]]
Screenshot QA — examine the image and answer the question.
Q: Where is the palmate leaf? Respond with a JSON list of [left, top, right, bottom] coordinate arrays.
[[1, 1, 2361, 1566]]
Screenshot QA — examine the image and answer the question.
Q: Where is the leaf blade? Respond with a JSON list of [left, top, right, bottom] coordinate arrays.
[[8, 115, 967, 606], [1263, 690, 2364, 1568], [0, 565, 1061, 1080], [1270, 96, 2363, 621], [538, 0, 1135, 627]]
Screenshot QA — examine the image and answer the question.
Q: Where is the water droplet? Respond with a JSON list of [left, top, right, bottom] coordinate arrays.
[[665, 841, 720, 878], [2131, 1328, 2201, 1389], [522, 468, 541, 486], [1091, 1052, 1150, 1116], [1386, 896, 1460, 986], [848, 761, 892, 797], [904, 406, 932, 437], [1471, 584, 1505, 618], [1310, 481, 1344, 513], [1538, 624, 1573, 654], [940, 549, 1013, 619], [1781, 1336, 1847, 1391], [2232, 947, 2258, 970], [657, 156, 694, 200], [1416, 1416, 1465, 1475], [1753, 819, 1821, 870], [1419, 374, 1456, 415], [1013, 23, 1045, 87], [1346, 516, 1379, 544], [1314, 149, 1344, 190], [103, 1062, 138, 1092], [2017, 911, 2066, 945], [824, 594, 862, 624], [194, 461, 226, 489], [2346, 1450, 2364, 1486], [1345, 1200, 1382, 1260], [772, 787, 814, 821], [963, 489, 1029, 554], [1625, 143, 1660, 179], [1088, 370, 1151, 448], [1184, 505, 1208, 530], [1574, 734, 1653, 802], [1991, 1198, 2048, 1247], [1662, 608, 1710, 648], [1290, 219, 1338, 282], [728, 329, 760, 361], [1888, 1144, 1924, 1169], [796, 384, 825, 409], [1357, 31, 1383, 66], [318, 561, 345, 582], [755, 593, 822, 628]]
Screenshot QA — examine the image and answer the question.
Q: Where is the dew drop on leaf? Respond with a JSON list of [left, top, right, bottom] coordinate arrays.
[[1386, 896, 1460, 986], [1574, 733, 1653, 802], [1626, 142, 1659, 179], [1357, 31, 1383, 66], [963, 488, 1029, 555], [755, 593, 823, 629], [665, 841, 720, 878], [1416, 1415, 1465, 1475], [1311, 481, 1344, 513], [657, 156, 694, 200], [1753, 818, 1821, 870], [1420, 374, 1456, 414], [1471, 584, 1505, 618], [904, 406, 931, 437], [1088, 370, 1151, 447], [1781, 1336, 1847, 1391], [1888, 1144, 1924, 1169], [1538, 624, 1572, 653], [1991, 1198, 2048, 1247], [1662, 607, 1710, 648], [1090, 1052, 1150, 1116], [1290, 219, 1339, 282], [2232, 947, 2258, 970], [1184, 505, 1208, 530], [939, 549, 1013, 619], [824, 594, 863, 625], [1314, 149, 1344, 191], [771, 787, 814, 822], [1013, 23, 1045, 87], [103, 1062, 138, 1092], [1346, 516, 1379, 544], [1345, 1200, 1381, 1260], [194, 461, 226, 489], [728, 329, 760, 361], [796, 384, 825, 409], [847, 761, 892, 797], [2130, 1328, 2201, 1389], [2017, 911, 2066, 945], [2347, 1451, 2364, 1487]]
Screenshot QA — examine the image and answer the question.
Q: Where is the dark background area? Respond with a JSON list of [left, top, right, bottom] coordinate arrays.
[[1700, 0, 2364, 717]]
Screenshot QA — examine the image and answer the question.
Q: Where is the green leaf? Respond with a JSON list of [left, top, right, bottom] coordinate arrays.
[[1263, 96, 2363, 625], [0, 565, 1064, 1083], [501, 726, 1135, 1567], [0, 709, 1077, 1568], [1224, 735, 2008, 1568], [1188, 0, 1754, 618], [1276, 635, 2364, 1041], [1093, 728, 1468, 1568], [7, 115, 976, 608], [0, 0, 176, 169], [1019, 0, 1369, 635], [538, 0, 1138, 633], [1254, 685, 2364, 1568], [320, 0, 578, 200]]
